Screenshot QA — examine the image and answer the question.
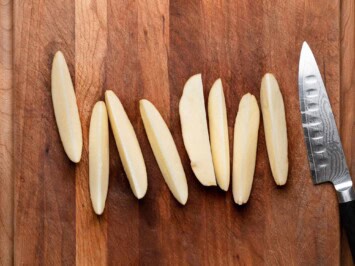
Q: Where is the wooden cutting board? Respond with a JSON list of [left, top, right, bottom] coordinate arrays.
[[1, 0, 353, 265]]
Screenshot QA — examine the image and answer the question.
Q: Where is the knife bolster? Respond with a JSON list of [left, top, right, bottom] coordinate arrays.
[[336, 179, 355, 203]]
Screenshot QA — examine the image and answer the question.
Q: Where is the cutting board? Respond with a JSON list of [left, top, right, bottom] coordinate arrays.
[[2, 0, 351, 264]]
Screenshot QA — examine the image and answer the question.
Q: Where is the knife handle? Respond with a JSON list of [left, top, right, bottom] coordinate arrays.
[[339, 200, 355, 262]]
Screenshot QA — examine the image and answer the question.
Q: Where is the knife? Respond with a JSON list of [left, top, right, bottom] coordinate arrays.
[[298, 42, 355, 261]]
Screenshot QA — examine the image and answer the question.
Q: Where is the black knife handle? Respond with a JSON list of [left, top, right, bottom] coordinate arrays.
[[339, 200, 355, 262]]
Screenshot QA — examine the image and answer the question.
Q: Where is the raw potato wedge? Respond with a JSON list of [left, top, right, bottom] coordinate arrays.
[[89, 101, 109, 215], [261, 73, 288, 185], [179, 74, 216, 186], [105, 90, 147, 199], [208, 79, 230, 191], [140, 100, 188, 205], [233, 93, 260, 205], [51, 51, 82, 163]]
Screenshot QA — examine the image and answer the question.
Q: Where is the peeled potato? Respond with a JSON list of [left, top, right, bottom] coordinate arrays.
[[51, 51, 82, 163], [89, 101, 109, 215], [140, 100, 188, 205], [179, 74, 216, 186], [105, 90, 147, 199], [260, 73, 288, 185], [208, 79, 230, 191], [233, 93, 260, 205]]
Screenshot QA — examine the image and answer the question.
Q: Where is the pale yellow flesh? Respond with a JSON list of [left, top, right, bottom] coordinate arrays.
[[105, 90, 147, 199], [179, 74, 216, 186], [89, 101, 109, 215], [260, 73, 288, 186], [140, 100, 188, 205], [208, 79, 230, 191], [233, 93, 260, 205], [51, 51, 82, 163]]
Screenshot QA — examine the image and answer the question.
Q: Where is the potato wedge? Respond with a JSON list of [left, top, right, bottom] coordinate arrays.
[[208, 79, 230, 191], [260, 73, 288, 185], [233, 93, 260, 205], [51, 51, 82, 163], [89, 101, 109, 215], [179, 74, 216, 186], [140, 100, 188, 205], [105, 90, 147, 199]]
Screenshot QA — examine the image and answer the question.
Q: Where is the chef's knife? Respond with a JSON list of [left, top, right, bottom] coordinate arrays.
[[298, 42, 355, 261]]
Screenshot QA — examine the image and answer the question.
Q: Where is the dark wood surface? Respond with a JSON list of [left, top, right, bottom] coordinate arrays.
[[1, 0, 354, 264], [340, 1, 355, 265]]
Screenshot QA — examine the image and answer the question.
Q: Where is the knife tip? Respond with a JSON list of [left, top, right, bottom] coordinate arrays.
[[299, 41, 314, 66], [302, 41, 310, 51]]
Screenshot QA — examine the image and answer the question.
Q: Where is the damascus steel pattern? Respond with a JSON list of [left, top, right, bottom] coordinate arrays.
[[298, 42, 350, 187]]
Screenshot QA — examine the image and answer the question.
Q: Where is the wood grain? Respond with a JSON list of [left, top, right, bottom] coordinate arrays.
[[0, 0, 13, 265], [75, 0, 108, 264], [105, 1, 140, 264], [340, 0, 355, 265], [137, 0, 171, 264], [168, 0, 341, 265], [5, 0, 351, 264], [13, 0, 76, 264]]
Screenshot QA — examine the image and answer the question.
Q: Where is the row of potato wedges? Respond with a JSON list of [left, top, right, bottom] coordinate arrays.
[[51, 51, 288, 215]]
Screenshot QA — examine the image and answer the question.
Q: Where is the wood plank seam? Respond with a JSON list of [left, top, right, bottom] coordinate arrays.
[[75, 0, 108, 264], [340, 0, 354, 265], [0, 0, 13, 265]]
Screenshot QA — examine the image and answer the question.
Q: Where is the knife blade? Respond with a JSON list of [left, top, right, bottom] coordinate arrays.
[[298, 41, 355, 261]]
